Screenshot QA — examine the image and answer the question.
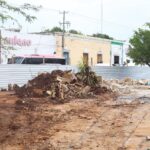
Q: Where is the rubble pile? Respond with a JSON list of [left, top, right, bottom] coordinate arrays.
[[14, 70, 110, 100], [102, 77, 150, 94]]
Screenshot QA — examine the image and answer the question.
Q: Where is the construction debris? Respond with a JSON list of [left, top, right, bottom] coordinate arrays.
[[14, 69, 110, 100], [102, 77, 150, 94]]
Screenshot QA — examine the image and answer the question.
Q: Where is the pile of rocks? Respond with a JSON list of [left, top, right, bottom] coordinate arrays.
[[14, 70, 110, 101], [102, 77, 150, 94]]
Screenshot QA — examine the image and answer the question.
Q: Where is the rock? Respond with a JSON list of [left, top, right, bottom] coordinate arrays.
[[33, 89, 43, 97], [122, 87, 131, 94], [46, 90, 52, 96], [63, 71, 77, 82], [140, 101, 145, 104], [123, 77, 133, 83], [8, 84, 13, 91], [146, 136, 150, 141], [97, 76, 102, 83], [138, 80, 145, 85], [110, 83, 122, 92], [81, 86, 91, 95], [62, 84, 69, 92], [1, 88, 7, 91]]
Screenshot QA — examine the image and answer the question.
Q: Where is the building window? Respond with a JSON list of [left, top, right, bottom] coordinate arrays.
[[83, 53, 89, 65], [22, 58, 43, 64], [97, 54, 103, 63], [114, 56, 119, 64]]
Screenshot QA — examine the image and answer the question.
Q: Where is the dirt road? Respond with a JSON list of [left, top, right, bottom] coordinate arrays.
[[0, 92, 150, 150]]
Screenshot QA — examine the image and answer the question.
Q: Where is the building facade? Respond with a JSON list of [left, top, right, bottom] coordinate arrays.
[[1, 30, 127, 66], [56, 34, 125, 66]]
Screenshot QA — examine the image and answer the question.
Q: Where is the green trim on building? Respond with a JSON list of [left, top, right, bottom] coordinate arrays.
[[111, 41, 123, 46]]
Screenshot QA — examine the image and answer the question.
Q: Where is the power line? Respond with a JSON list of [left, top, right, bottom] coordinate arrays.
[[6, 3, 135, 31], [41, 7, 134, 30]]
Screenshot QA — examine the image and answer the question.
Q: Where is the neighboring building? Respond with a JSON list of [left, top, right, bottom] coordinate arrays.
[[1, 30, 127, 66], [111, 41, 124, 66], [56, 33, 126, 66], [56, 34, 112, 66], [1, 30, 56, 64]]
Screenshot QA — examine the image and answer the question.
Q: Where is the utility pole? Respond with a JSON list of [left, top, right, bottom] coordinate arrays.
[[59, 11, 70, 56]]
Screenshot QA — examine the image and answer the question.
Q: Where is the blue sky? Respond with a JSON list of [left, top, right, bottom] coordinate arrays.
[[4, 0, 150, 41]]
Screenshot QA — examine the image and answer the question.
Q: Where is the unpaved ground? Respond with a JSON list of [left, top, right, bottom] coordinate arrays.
[[0, 92, 150, 150]]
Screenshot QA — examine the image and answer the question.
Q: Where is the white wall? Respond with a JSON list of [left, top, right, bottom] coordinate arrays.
[[1, 30, 56, 64]]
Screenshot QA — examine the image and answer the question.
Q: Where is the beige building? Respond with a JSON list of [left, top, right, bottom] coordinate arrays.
[[56, 34, 112, 66]]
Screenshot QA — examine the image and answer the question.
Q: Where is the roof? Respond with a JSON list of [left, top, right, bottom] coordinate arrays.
[[15, 54, 64, 59]]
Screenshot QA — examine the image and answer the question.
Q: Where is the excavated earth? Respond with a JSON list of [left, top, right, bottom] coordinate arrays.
[[0, 91, 150, 150]]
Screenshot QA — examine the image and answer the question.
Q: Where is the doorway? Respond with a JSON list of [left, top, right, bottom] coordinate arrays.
[[114, 55, 119, 64], [63, 51, 70, 65], [83, 53, 89, 65]]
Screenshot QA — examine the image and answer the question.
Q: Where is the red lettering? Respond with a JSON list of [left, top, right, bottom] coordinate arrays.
[[4, 36, 31, 47]]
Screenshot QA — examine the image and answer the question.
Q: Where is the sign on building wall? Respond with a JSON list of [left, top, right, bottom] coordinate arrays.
[[1, 30, 56, 64]]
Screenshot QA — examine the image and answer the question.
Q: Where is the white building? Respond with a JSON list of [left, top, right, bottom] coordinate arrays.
[[1, 30, 56, 64]]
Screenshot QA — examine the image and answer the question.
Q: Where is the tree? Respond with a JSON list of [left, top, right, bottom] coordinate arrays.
[[69, 29, 82, 35], [42, 27, 63, 34], [50, 27, 62, 33], [0, 0, 40, 51], [128, 23, 150, 66], [92, 33, 113, 40], [0, 0, 40, 28]]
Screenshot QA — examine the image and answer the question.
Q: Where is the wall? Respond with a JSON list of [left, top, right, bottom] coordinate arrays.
[[0, 64, 77, 89], [56, 34, 111, 66], [0, 65, 150, 89], [93, 66, 150, 80]]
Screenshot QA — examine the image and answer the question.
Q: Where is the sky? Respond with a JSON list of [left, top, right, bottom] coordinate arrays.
[[4, 0, 150, 41]]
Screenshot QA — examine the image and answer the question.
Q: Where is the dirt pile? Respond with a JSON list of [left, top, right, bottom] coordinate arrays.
[[14, 70, 110, 100]]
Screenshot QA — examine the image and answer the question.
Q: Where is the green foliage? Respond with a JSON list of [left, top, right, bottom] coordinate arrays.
[[77, 60, 99, 87], [50, 27, 63, 33], [92, 33, 113, 40], [42, 27, 63, 33], [128, 23, 150, 66], [0, 0, 40, 27], [69, 29, 83, 35], [43, 28, 83, 34]]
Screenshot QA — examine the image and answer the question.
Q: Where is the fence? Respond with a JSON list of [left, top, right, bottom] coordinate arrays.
[[0, 64, 77, 89], [93, 66, 150, 80], [0, 65, 150, 89]]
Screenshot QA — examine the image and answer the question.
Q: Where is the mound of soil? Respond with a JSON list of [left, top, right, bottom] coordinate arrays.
[[14, 70, 111, 101]]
